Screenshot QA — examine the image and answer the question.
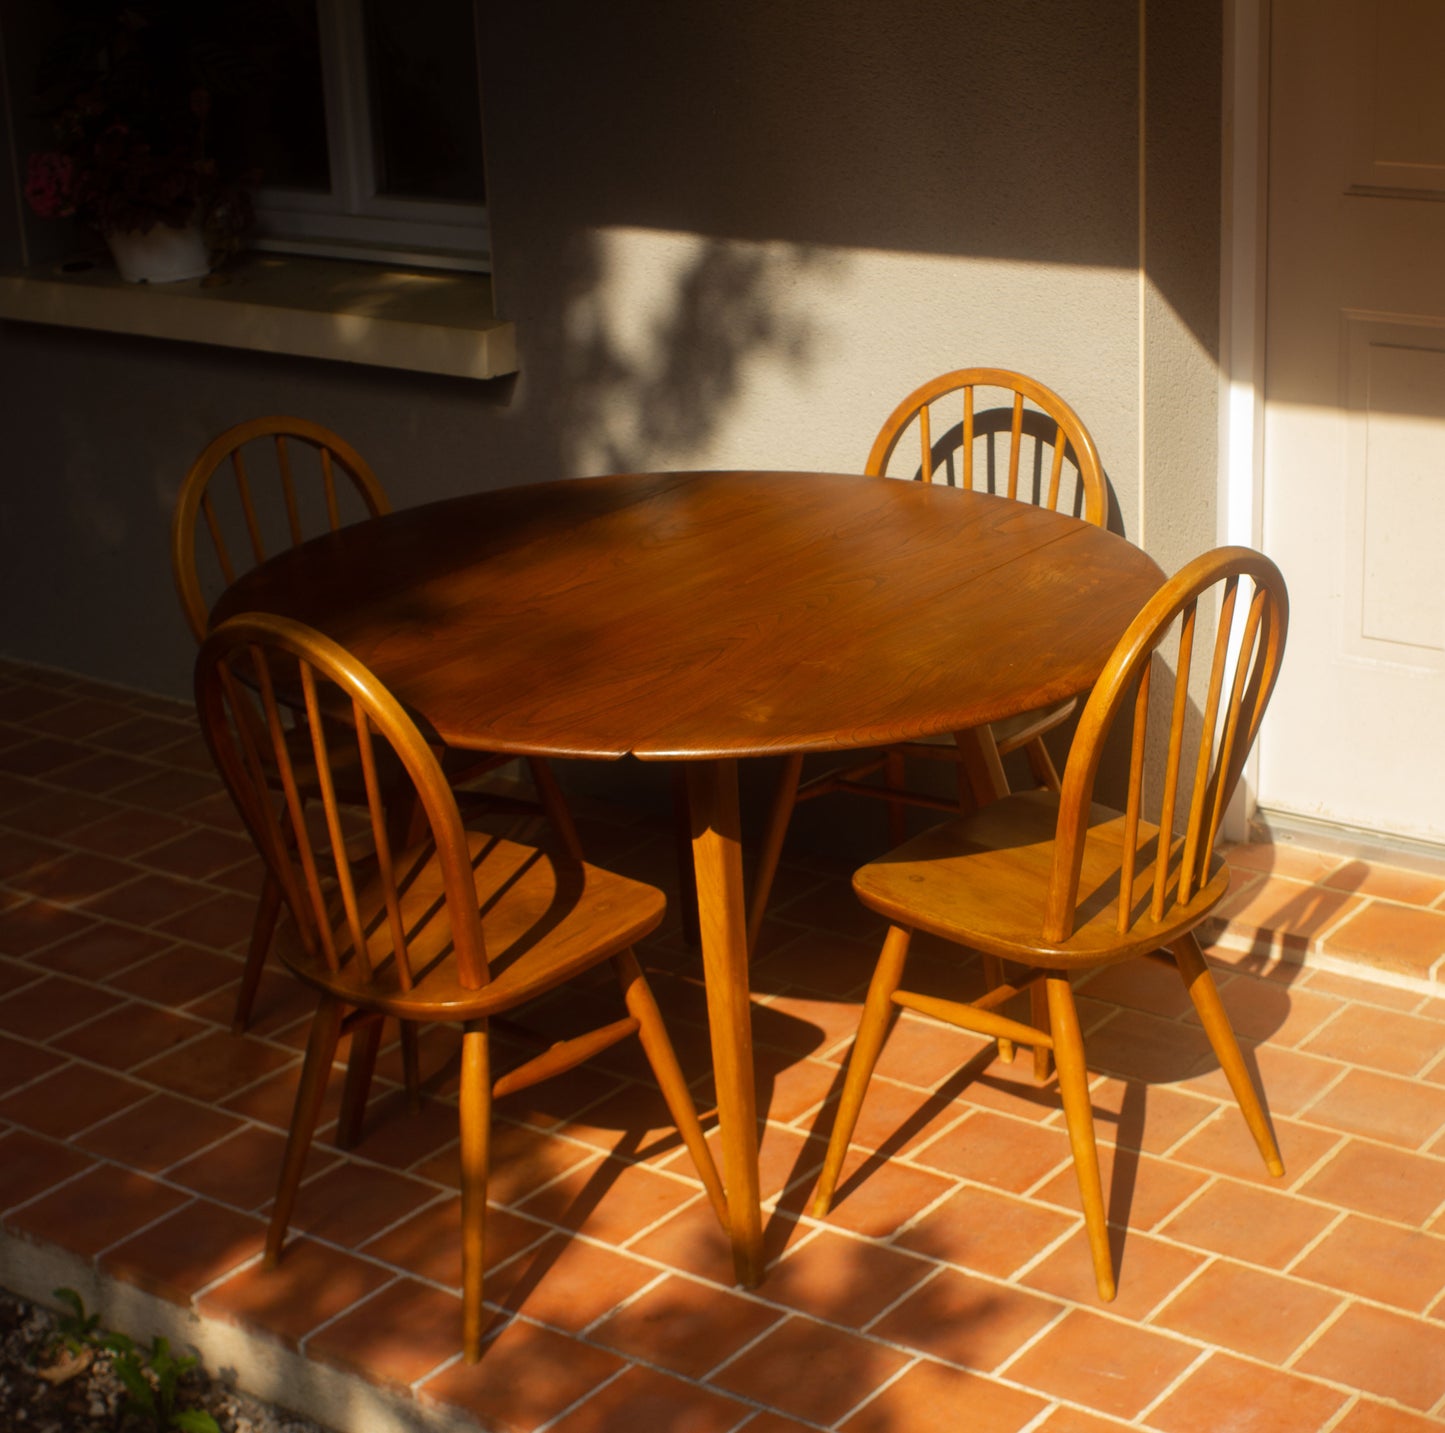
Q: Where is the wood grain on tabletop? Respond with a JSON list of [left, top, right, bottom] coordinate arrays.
[[213, 470, 1164, 762]]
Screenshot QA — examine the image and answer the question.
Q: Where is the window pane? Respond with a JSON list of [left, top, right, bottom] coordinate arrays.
[[209, 0, 330, 192], [364, 0, 485, 203]]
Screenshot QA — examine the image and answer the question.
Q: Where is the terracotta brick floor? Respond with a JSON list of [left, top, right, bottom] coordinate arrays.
[[2, 655, 1445, 1431]]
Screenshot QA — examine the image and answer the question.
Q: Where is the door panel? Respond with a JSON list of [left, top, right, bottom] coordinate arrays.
[[1350, 329, 1445, 656], [1261, 0, 1445, 844]]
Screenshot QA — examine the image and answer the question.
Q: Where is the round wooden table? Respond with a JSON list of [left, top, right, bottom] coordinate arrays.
[[215, 469, 1166, 1284]]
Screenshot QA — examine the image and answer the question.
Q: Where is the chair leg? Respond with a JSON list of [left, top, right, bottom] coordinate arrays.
[[1046, 973, 1114, 1301], [1171, 934, 1284, 1177], [954, 727, 1010, 806], [267, 994, 344, 1266], [980, 954, 1015, 1064], [459, 1020, 491, 1363], [745, 752, 803, 958], [232, 870, 282, 1034], [1030, 980, 1052, 1082], [613, 947, 729, 1228], [812, 924, 912, 1216], [337, 1012, 384, 1148], [1023, 734, 1063, 791], [527, 757, 584, 861]]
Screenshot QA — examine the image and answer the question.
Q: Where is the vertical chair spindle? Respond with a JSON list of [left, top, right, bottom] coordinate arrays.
[[1117, 661, 1152, 933], [1006, 391, 1024, 500], [232, 449, 266, 564], [1151, 600, 1197, 922], [276, 435, 304, 546]]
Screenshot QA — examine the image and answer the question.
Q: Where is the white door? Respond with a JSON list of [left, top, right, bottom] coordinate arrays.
[[1259, 0, 1445, 845]]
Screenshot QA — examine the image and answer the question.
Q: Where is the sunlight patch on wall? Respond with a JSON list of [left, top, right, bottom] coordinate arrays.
[[564, 227, 1142, 517]]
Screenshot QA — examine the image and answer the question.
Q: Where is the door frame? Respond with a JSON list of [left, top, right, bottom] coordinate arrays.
[[1217, 0, 1270, 838]]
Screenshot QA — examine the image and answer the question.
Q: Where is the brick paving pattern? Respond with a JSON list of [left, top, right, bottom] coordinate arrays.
[[2, 656, 1444, 1430]]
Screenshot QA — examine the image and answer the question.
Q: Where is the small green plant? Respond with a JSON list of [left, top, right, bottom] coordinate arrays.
[[45, 1289, 220, 1433], [51, 1286, 103, 1354], [107, 1331, 220, 1433]]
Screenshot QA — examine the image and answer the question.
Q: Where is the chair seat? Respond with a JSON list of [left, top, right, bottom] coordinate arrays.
[[278, 831, 666, 1019], [853, 788, 1231, 968]]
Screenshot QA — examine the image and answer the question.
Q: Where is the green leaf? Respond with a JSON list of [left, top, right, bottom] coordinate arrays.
[[171, 1411, 222, 1433], [49, 1287, 102, 1351], [52, 1288, 85, 1320], [112, 1355, 156, 1409]]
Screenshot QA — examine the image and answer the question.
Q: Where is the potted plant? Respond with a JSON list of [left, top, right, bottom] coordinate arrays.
[[23, 2, 255, 283]]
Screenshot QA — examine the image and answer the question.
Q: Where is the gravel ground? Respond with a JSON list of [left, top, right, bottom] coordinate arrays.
[[0, 1288, 333, 1433]]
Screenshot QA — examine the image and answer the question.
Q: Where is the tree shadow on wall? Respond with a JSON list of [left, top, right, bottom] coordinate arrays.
[[527, 231, 836, 480]]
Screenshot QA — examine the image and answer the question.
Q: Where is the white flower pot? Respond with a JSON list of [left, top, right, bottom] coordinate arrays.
[[105, 222, 210, 283]]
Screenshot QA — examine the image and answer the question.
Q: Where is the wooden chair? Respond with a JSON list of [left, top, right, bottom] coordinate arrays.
[[195, 612, 727, 1362], [747, 369, 1109, 953], [812, 547, 1288, 1301], [171, 416, 582, 1034]]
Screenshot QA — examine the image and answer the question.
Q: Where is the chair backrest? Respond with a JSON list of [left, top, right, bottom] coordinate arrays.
[[866, 368, 1108, 527], [195, 612, 491, 990], [1045, 546, 1288, 942], [172, 417, 390, 641]]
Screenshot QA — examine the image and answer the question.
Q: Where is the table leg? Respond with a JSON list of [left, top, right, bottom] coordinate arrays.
[[954, 725, 1014, 1057], [954, 725, 1010, 805], [684, 757, 763, 1285]]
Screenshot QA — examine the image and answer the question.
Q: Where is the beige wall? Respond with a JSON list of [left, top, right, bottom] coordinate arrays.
[[1142, 0, 1225, 576], [0, 1, 1221, 720], [482, 0, 1145, 525]]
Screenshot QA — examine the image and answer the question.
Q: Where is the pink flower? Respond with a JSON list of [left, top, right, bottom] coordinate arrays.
[[24, 151, 76, 219]]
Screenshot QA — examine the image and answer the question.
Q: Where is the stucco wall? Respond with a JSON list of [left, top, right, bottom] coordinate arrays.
[[1142, 0, 1224, 575], [0, 0, 1219, 732], [481, 1, 1142, 505]]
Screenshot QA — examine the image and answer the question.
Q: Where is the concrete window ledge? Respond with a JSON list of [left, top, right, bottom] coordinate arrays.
[[0, 251, 517, 380]]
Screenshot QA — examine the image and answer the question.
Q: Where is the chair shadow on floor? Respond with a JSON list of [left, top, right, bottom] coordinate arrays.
[[757, 838, 1367, 1295], [347, 965, 833, 1310], [331, 808, 1374, 1308]]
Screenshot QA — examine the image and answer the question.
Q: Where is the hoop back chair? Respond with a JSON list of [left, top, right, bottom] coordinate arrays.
[[196, 613, 726, 1362], [747, 370, 1109, 954], [172, 417, 392, 644], [813, 547, 1288, 1302], [172, 416, 581, 1034]]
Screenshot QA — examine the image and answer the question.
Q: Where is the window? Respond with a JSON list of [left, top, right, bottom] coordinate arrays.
[[229, 0, 489, 272]]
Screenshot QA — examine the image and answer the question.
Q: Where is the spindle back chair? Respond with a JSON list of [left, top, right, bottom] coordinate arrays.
[[172, 416, 390, 643], [866, 366, 1107, 524], [813, 547, 1289, 1303], [172, 417, 581, 1034], [196, 612, 725, 1362], [747, 370, 1109, 955]]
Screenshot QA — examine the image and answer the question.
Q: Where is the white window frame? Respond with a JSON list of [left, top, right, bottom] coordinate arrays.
[[247, 0, 489, 272]]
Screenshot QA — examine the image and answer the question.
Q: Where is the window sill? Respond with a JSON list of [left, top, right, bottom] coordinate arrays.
[[0, 251, 516, 380]]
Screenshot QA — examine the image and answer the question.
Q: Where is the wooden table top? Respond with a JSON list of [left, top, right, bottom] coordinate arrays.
[[214, 470, 1165, 762]]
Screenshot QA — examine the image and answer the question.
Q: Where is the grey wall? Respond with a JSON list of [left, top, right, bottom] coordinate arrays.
[[0, 0, 1222, 723]]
